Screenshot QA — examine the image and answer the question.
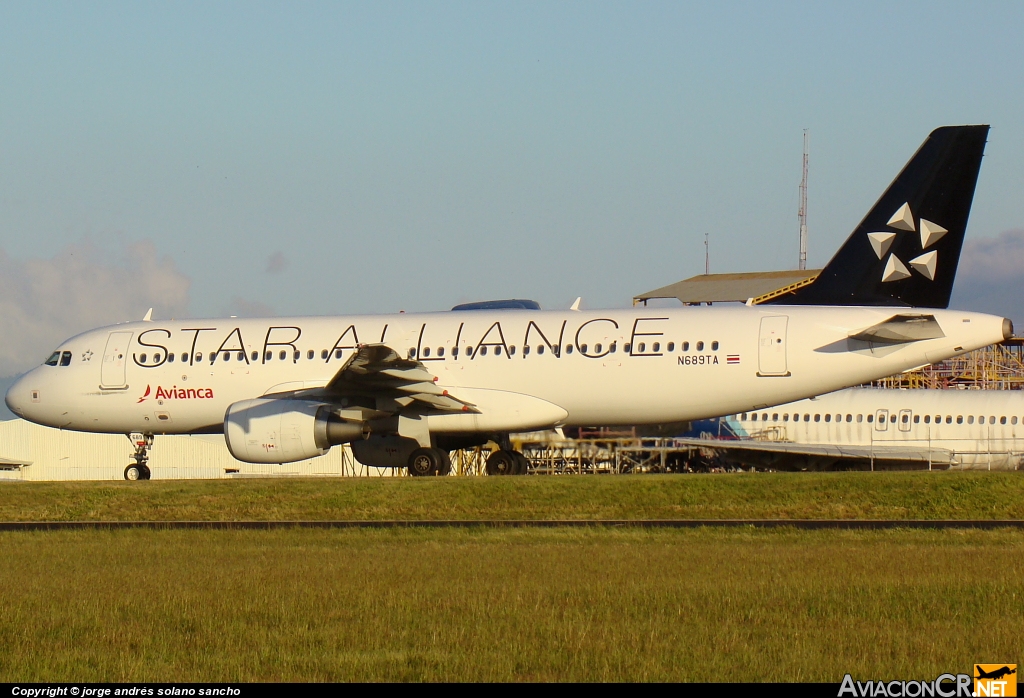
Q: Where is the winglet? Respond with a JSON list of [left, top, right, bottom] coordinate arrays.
[[142, 308, 153, 322], [570, 297, 582, 311]]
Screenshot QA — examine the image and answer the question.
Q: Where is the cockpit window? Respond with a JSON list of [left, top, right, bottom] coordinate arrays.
[[60, 351, 72, 366], [44, 351, 60, 366]]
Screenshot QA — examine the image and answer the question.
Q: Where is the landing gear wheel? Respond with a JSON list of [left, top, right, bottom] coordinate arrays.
[[124, 465, 142, 481], [408, 447, 445, 477], [438, 450, 452, 476], [485, 449, 518, 476], [513, 451, 529, 475], [140, 465, 152, 480]]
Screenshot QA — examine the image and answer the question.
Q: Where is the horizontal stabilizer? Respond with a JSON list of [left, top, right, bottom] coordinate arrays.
[[849, 314, 945, 344]]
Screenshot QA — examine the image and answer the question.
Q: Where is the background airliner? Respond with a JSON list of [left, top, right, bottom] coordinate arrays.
[[4, 126, 1011, 480], [684, 387, 1024, 471]]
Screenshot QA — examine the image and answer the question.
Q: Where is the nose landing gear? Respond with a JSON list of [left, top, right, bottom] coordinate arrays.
[[124, 433, 153, 481]]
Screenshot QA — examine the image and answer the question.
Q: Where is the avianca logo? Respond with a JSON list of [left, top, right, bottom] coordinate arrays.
[[137, 385, 215, 403]]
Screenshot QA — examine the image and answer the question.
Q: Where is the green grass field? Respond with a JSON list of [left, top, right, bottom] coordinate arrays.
[[1, 474, 1021, 681], [0, 527, 1020, 682], [0, 471, 1022, 521]]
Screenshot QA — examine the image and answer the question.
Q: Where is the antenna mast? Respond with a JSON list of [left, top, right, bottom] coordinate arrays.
[[798, 129, 809, 270], [704, 232, 709, 275]]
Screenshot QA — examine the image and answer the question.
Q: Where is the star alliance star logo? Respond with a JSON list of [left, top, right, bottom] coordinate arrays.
[[82, 350, 94, 362], [867, 202, 946, 283]]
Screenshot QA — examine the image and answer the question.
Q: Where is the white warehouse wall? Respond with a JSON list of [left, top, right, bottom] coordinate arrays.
[[0, 418, 383, 481]]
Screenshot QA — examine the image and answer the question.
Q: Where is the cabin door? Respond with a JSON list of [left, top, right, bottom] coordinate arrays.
[[100, 331, 133, 390], [757, 316, 789, 376]]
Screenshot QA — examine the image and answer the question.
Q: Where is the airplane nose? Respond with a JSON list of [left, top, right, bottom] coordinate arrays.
[[5, 373, 31, 417]]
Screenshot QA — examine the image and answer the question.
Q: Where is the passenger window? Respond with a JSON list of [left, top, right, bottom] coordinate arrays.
[[667, 342, 674, 352], [336, 349, 343, 359], [902, 414, 909, 423], [293, 350, 300, 361], [452, 347, 459, 357], [637, 343, 644, 353], [508, 346, 515, 356], [252, 351, 258, 361], [890, 414, 896, 423], [772, 413, 778, 421], [195, 352, 203, 362], [523, 345, 531, 356], [466, 347, 474, 357], [182, 353, 190, 363], [946, 416, 952, 424], [682, 342, 689, 351], [846, 414, 853, 422], [140, 353, 148, 363], [279, 350, 286, 361], [652, 342, 660, 352], [305, 350, 312, 360], [804, 414, 810, 422], [1000, 416, 1006, 425], [438, 347, 445, 357], [154, 353, 163, 363], [867, 414, 873, 423], [696, 341, 704, 351], [494, 346, 502, 356], [422, 348, 430, 358], [991, 416, 997, 425], [1013, 417, 1019, 425], [236, 352, 243, 361], [610, 342, 617, 353], [168, 353, 175, 364], [480, 346, 488, 356], [60, 351, 72, 366], [856, 414, 863, 423], [594, 344, 601, 353], [264, 351, 272, 361], [711, 341, 719, 351], [321, 349, 329, 359], [623, 343, 631, 353], [968, 416, 974, 424], [741, 413, 747, 420], [409, 348, 416, 358], [536, 345, 544, 355], [957, 416, 963, 424], [222, 353, 230, 362], [44, 351, 60, 366], [580, 344, 587, 353], [924, 415, 930, 424], [825, 414, 831, 422], [565, 345, 573, 354], [814, 414, 821, 422]]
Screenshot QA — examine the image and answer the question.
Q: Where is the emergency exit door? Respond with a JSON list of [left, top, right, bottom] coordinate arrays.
[[757, 316, 789, 376]]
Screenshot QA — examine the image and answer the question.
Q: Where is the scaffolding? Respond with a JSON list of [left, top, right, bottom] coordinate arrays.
[[871, 339, 1024, 390]]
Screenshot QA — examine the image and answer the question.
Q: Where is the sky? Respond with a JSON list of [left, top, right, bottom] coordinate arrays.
[[2, 1, 1024, 383]]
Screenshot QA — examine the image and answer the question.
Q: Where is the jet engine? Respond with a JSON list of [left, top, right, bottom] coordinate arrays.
[[224, 398, 367, 464]]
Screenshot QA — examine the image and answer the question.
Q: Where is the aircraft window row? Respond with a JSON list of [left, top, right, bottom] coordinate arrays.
[[406, 340, 722, 359], [45, 351, 73, 367], [741, 413, 1021, 426]]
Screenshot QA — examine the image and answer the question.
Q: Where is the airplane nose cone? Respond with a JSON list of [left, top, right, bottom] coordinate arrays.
[[5, 374, 31, 418]]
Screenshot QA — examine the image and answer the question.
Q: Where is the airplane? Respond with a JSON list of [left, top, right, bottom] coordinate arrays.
[[682, 386, 1024, 471], [4, 125, 1013, 480]]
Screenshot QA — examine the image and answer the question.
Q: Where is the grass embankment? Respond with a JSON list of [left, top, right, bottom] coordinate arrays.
[[0, 472, 1022, 521], [0, 527, 1020, 682]]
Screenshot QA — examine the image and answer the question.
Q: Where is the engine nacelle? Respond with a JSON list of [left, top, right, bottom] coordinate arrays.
[[224, 398, 367, 464]]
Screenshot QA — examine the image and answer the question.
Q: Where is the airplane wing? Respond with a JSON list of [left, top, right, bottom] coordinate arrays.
[[675, 437, 955, 471], [321, 343, 479, 414]]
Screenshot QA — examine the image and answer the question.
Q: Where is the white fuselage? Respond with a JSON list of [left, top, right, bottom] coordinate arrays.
[[727, 387, 1024, 470], [5, 305, 1009, 437]]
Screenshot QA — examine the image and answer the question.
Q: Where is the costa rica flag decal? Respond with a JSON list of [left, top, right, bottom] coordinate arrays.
[[727, 354, 741, 365]]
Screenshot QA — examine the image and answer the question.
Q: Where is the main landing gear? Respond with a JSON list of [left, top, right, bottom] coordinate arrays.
[[485, 449, 529, 476], [124, 433, 153, 481], [407, 447, 453, 477]]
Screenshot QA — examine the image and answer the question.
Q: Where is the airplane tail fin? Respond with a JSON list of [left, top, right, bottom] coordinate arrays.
[[768, 125, 989, 308]]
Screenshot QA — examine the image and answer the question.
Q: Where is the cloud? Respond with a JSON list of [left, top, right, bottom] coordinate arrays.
[[265, 251, 288, 274], [950, 229, 1024, 327], [223, 296, 276, 318], [0, 240, 190, 377]]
